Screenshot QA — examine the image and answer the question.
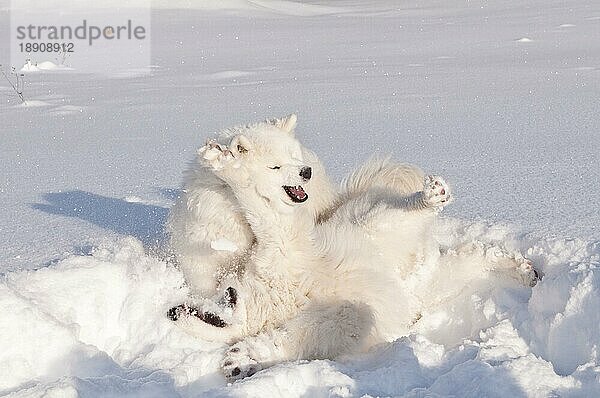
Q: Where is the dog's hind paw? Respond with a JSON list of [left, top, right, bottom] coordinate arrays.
[[222, 341, 262, 381], [516, 258, 541, 287], [423, 175, 451, 209], [483, 246, 541, 288]]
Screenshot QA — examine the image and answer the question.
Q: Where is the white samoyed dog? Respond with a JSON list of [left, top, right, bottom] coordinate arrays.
[[168, 116, 538, 380]]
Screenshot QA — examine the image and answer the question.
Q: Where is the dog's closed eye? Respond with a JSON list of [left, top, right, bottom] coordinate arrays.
[[268, 166, 281, 170]]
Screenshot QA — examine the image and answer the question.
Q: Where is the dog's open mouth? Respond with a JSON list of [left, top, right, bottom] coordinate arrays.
[[283, 185, 308, 203]]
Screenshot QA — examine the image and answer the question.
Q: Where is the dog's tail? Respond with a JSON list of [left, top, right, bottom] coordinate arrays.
[[342, 156, 425, 198]]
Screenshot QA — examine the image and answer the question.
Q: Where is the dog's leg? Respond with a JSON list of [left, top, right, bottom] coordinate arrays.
[[392, 175, 451, 212], [221, 300, 374, 381], [451, 241, 540, 287], [368, 175, 451, 216]]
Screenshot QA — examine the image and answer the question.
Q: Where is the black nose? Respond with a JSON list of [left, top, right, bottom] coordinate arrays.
[[300, 166, 312, 180]]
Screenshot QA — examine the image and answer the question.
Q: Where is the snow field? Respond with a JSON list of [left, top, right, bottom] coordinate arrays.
[[1, 219, 599, 397], [1, 0, 599, 396]]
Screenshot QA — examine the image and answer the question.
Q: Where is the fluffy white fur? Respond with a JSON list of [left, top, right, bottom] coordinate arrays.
[[168, 116, 538, 380]]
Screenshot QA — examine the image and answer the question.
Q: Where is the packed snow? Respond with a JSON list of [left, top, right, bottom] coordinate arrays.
[[1, 0, 599, 397]]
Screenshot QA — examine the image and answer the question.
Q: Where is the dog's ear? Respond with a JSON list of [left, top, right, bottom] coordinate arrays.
[[230, 134, 253, 156], [270, 114, 297, 135]]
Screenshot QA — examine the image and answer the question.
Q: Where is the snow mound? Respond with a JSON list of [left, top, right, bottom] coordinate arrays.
[[1, 221, 599, 397], [0, 238, 225, 397]]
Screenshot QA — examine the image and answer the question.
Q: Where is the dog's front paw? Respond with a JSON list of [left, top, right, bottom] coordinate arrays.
[[423, 175, 451, 209], [198, 139, 237, 171], [222, 341, 262, 381]]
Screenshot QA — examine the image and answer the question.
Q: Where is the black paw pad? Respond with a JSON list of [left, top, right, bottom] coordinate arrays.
[[167, 304, 186, 321], [225, 287, 238, 308], [167, 304, 199, 321], [200, 312, 227, 328], [167, 307, 178, 321], [530, 268, 542, 287], [246, 366, 258, 377]]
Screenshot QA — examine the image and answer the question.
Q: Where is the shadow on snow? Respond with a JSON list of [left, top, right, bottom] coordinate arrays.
[[32, 190, 170, 247]]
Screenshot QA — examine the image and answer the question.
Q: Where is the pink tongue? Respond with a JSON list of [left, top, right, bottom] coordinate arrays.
[[290, 186, 306, 199]]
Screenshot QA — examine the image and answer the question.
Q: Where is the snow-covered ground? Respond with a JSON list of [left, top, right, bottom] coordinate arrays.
[[1, 0, 599, 396]]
